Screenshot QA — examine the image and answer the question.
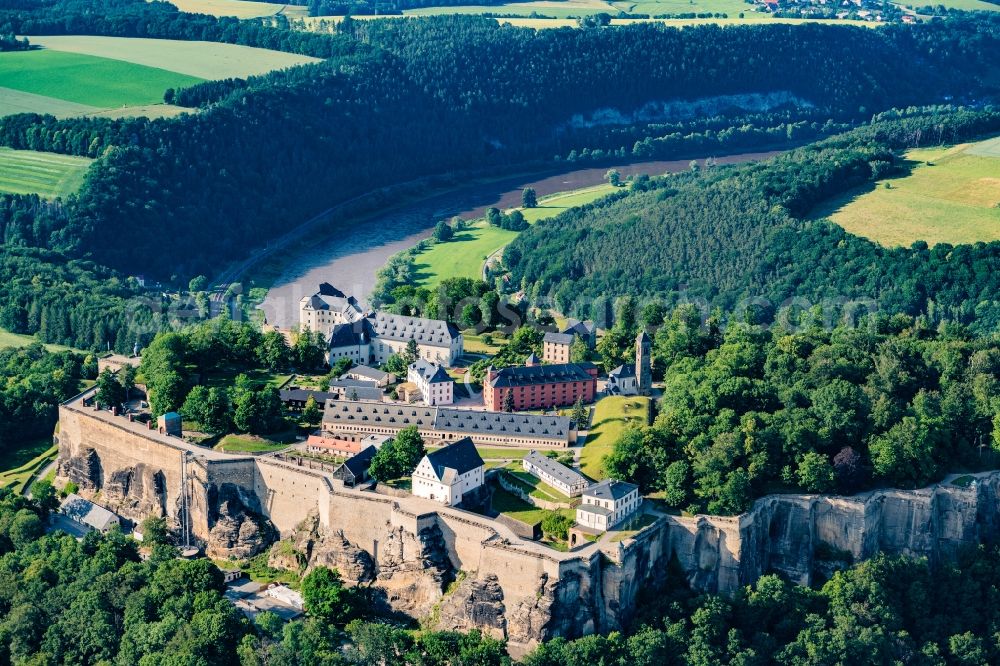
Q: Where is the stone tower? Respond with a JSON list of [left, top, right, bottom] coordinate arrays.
[[636, 330, 652, 394]]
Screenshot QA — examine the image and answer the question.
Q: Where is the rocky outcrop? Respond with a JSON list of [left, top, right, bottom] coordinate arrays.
[[58, 447, 102, 490], [102, 464, 167, 522], [311, 530, 376, 583], [505, 573, 559, 645], [437, 575, 507, 640], [206, 483, 276, 559], [376, 523, 454, 616]]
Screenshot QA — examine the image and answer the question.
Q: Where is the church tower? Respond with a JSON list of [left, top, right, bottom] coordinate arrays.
[[636, 330, 652, 394]]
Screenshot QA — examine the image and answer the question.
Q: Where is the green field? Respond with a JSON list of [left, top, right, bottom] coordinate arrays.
[[0, 147, 93, 197], [0, 327, 82, 353], [814, 137, 1000, 248], [215, 432, 296, 453], [505, 469, 571, 503], [580, 396, 651, 479], [0, 86, 99, 118], [0, 441, 57, 494], [412, 184, 615, 288], [903, 0, 1000, 10], [0, 50, 204, 108], [28, 36, 320, 79], [491, 487, 575, 526], [169, 0, 309, 18]]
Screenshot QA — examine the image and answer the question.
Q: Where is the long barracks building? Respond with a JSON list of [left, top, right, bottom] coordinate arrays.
[[483, 354, 597, 412], [322, 399, 576, 448]]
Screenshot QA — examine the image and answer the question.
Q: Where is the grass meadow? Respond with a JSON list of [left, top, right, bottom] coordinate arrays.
[[0, 327, 82, 353], [411, 184, 616, 288], [0, 440, 57, 494], [580, 396, 652, 479], [167, 0, 309, 18], [28, 36, 320, 79], [0, 147, 93, 197], [0, 50, 204, 108], [814, 137, 1000, 248]]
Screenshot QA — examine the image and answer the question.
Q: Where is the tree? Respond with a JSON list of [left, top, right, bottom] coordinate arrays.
[[571, 398, 587, 429], [502, 390, 515, 413], [120, 364, 137, 401], [796, 452, 835, 493], [182, 385, 231, 433], [522, 187, 538, 208], [258, 330, 291, 372], [188, 275, 208, 293], [663, 460, 690, 507], [330, 356, 352, 379], [232, 385, 284, 435], [301, 567, 357, 625], [95, 368, 125, 409], [139, 516, 170, 545], [569, 334, 590, 363], [302, 396, 321, 426], [605, 168, 622, 187], [404, 338, 420, 365], [486, 207, 503, 227], [392, 426, 425, 473], [541, 511, 573, 541], [832, 446, 865, 492], [433, 220, 454, 243], [384, 353, 407, 376]]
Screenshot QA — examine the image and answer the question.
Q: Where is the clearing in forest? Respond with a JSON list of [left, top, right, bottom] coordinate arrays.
[[0, 147, 93, 198], [813, 136, 1000, 248]]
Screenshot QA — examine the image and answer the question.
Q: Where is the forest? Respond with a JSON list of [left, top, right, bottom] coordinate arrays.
[[504, 108, 1000, 333], [3, 488, 1000, 665]]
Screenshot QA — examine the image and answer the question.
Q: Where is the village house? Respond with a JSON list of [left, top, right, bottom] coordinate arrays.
[[407, 359, 454, 406], [575, 479, 642, 532], [483, 354, 597, 411], [322, 399, 575, 448], [411, 437, 485, 506], [522, 450, 591, 497]]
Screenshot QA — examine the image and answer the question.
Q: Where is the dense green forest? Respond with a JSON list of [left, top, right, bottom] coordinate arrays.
[[601, 304, 1000, 514], [3, 488, 1000, 665], [504, 108, 1000, 332]]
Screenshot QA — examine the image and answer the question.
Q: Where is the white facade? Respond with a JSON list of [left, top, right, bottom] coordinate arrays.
[[575, 481, 641, 532], [410, 441, 485, 506], [371, 336, 462, 366], [407, 360, 454, 406], [299, 295, 363, 336], [522, 451, 590, 497]]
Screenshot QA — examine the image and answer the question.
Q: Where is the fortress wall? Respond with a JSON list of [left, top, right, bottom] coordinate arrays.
[[255, 458, 329, 536], [325, 487, 396, 556]]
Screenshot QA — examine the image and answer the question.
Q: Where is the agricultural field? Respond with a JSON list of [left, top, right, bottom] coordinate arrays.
[[28, 36, 320, 79], [168, 0, 309, 18], [0, 327, 83, 353], [902, 0, 1000, 10], [814, 137, 1000, 248], [0, 50, 203, 108], [411, 184, 615, 288], [580, 396, 651, 479], [0, 37, 319, 119], [0, 148, 93, 198]]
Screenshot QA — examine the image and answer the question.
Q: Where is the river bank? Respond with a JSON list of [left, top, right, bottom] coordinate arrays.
[[258, 150, 782, 328]]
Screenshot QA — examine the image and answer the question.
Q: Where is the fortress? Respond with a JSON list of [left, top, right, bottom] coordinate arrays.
[[57, 388, 1000, 651]]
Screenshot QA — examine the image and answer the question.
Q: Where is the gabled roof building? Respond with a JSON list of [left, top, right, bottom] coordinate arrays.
[[411, 437, 484, 506], [522, 450, 591, 497], [483, 355, 597, 412]]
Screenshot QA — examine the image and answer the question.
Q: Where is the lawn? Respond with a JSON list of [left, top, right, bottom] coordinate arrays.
[[491, 487, 575, 526], [28, 36, 320, 79], [427, 445, 530, 461], [813, 137, 1000, 248], [505, 470, 571, 503], [202, 367, 293, 389], [0, 327, 83, 353], [0, 86, 99, 118], [0, 147, 93, 198], [461, 333, 504, 355], [608, 511, 658, 542], [215, 432, 297, 454], [0, 50, 204, 108], [412, 184, 615, 288], [580, 396, 652, 479], [0, 440, 58, 494]]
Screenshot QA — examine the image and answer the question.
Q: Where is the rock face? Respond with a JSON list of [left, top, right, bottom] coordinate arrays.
[[375, 523, 453, 616], [206, 483, 275, 559], [438, 575, 507, 640], [58, 447, 102, 490], [102, 464, 167, 522]]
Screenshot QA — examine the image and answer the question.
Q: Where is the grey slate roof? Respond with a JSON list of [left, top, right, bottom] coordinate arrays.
[[330, 377, 379, 389], [280, 389, 336, 403], [370, 312, 460, 346], [562, 319, 596, 337], [609, 364, 636, 379], [584, 479, 639, 502], [61, 494, 119, 531], [322, 400, 573, 442], [426, 437, 484, 479], [487, 362, 594, 389], [577, 503, 612, 517], [409, 359, 452, 384], [346, 366, 390, 382], [523, 450, 590, 488], [327, 319, 375, 349], [341, 445, 377, 477], [525, 353, 541, 365], [543, 332, 574, 345]]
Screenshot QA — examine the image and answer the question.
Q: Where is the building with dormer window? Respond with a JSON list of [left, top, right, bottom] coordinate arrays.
[[412, 437, 484, 506]]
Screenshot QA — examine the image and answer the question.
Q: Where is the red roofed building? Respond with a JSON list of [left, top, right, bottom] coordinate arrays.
[[483, 355, 597, 412], [305, 435, 367, 458]]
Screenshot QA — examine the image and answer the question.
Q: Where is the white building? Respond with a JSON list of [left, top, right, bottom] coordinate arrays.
[[606, 363, 638, 396], [575, 479, 641, 532], [299, 283, 364, 335], [522, 450, 591, 497], [407, 359, 454, 406], [264, 584, 304, 610], [60, 494, 121, 533], [411, 437, 484, 506], [327, 312, 463, 368]]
